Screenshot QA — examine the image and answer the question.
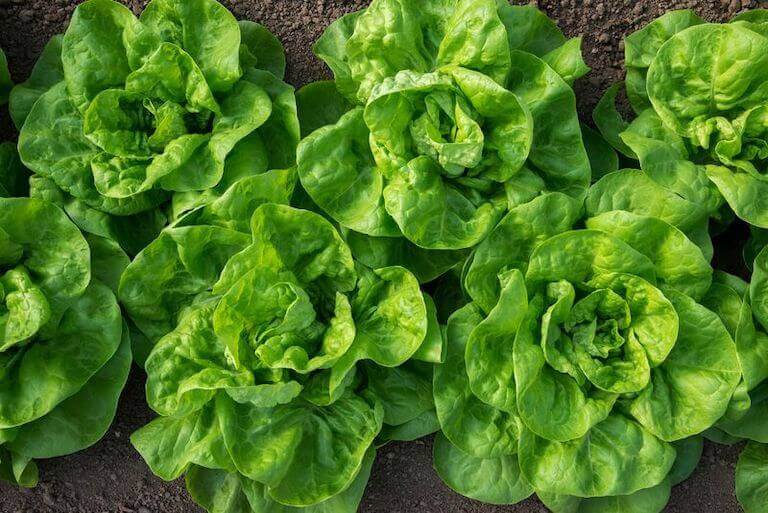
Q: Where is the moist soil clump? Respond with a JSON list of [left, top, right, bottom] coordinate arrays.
[[0, 1, 755, 512]]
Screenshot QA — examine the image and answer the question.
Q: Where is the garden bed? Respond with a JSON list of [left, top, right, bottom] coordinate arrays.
[[0, 0, 758, 511]]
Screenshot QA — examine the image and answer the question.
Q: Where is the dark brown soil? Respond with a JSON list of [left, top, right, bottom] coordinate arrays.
[[0, 1, 754, 512]]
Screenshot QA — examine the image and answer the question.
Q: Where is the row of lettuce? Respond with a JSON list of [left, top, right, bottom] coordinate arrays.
[[0, 0, 767, 512]]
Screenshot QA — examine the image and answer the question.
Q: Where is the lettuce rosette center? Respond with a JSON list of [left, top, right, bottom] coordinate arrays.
[[367, 68, 532, 183], [213, 267, 354, 376], [298, 66, 534, 251], [79, 45, 274, 200], [365, 67, 532, 249], [535, 271, 677, 397]]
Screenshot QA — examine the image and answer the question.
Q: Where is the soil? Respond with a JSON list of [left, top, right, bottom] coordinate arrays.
[[0, 0, 758, 512]]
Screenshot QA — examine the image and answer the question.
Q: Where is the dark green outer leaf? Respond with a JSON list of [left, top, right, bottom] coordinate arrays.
[[506, 50, 590, 196], [518, 414, 676, 498], [592, 82, 636, 158], [581, 124, 618, 182], [0, 48, 12, 106], [736, 442, 768, 513], [9, 35, 63, 129], [0, 143, 30, 198], [623, 10, 703, 113], [295, 81, 351, 138], [216, 392, 383, 507], [538, 479, 671, 513], [239, 20, 286, 80]]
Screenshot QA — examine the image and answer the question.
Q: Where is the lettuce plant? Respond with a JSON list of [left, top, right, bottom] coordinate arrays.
[[0, 197, 130, 487], [12, 0, 299, 255], [432, 191, 742, 510], [297, 0, 590, 273], [121, 168, 441, 511], [595, 9, 768, 234], [701, 252, 768, 513], [592, 13, 768, 508]]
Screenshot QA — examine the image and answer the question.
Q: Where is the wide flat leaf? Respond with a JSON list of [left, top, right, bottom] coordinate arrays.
[[518, 414, 675, 498], [433, 433, 533, 505], [586, 210, 712, 301], [506, 51, 590, 196], [736, 442, 768, 513], [239, 20, 286, 79], [131, 403, 233, 481], [586, 169, 710, 235], [433, 305, 521, 459], [525, 230, 656, 288], [496, 3, 565, 57], [217, 392, 382, 507], [186, 447, 375, 513], [365, 361, 434, 427], [140, 0, 241, 92], [295, 81, 351, 138], [647, 23, 768, 144], [628, 289, 741, 441], [623, 9, 703, 112], [538, 479, 671, 513], [0, 282, 122, 429], [297, 108, 398, 237], [435, 0, 511, 85], [7, 328, 130, 458]]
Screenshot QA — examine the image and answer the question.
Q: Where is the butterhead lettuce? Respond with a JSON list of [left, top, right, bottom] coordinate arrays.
[[0, 197, 129, 487], [432, 191, 742, 510], [297, 0, 590, 280], [13, 0, 299, 255], [122, 166, 439, 511]]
